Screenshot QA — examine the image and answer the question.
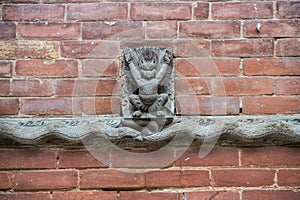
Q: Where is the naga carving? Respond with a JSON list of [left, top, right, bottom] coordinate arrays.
[[121, 46, 174, 119]]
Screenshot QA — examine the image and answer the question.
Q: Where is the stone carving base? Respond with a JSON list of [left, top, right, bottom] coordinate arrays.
[[0, 115, 299, 148]]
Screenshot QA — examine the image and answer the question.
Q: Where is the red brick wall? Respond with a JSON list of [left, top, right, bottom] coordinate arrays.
[[0, 0, 299, 199]]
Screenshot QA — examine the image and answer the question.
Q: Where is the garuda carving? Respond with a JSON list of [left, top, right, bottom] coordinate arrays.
[[122, 46, 174, 119]]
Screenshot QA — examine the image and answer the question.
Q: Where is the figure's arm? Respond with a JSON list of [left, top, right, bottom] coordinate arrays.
[[123, 48, 143, 86], [156, 49, 172, 83]]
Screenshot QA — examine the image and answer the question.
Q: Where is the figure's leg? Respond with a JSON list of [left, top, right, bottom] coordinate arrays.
[[157, 93, 168, 106], [129, 94, 143, 117]]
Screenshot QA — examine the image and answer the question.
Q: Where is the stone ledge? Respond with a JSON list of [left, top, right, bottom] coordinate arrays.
[[0, 115, 299, 147]]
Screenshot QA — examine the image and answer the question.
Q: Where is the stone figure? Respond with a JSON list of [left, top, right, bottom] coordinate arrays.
[[122, 46, 174, 119]]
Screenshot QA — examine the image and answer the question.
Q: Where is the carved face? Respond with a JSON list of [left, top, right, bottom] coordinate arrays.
[[141, 70, 156, 80]]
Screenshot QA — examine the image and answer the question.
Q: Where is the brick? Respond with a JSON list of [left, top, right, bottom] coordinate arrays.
[[67, 3, 127, 21], [0, 22, 16, 39], [0, 172, 13, 190], [61, 41, 120, 59], [111, 150, 175, 168], [146, 21, 177, 39], [243, 190, 300, 200], [20, 98, 80, 115], [55, 79, 117, 96], [0, 98, 19, 115], [146, 170, 209, 188], [176, 58, 240, 76], [59, 150, 108, 168], [82, 59, 118, 77], [175, 148, 239, 167], [175, 78, 211, 95], [17, 23, 80, 40], [82, 97, 120, 115], [120, 192, 178, 200], [9, 79, 54, 97], [244, 58, 300, 76], [14, 170, 78, 190], [0, 61, 12, 77], [276, 38, 300, 56], [0, 41, 59, 59], [243, 96, 300, 114], [214, 77, 274, 96], [0, 150, 56, 169], [16, 60, 78, 77], [3, 5, 64, 21], [241, 147, 300, 167], [181, 191, 240, 200], [83, 21, 144, 40], [277, 1, 300, 19], [212, 39, 274, 57], [278, 169, 300, 187], [53, 191, 116, 200], [174, 40, 210, 58], [244, 20, 300, 38], [180, 21, 240, 39], [0, 80, 10, 96], [131, 3, 192, 20], [121, 40, 173, 49], [276, 78, 300, 95], [176, 96, 239, 115], [212, 2, 273, 19], [211, 169, 275, 187], [80, 169, 145, 189], [0, 192, 50, 200], [194, 2, 209, 19]]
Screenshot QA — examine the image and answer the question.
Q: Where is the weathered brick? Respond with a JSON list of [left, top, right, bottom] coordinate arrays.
[[176, 96, 240, 115], [53, 191, 117, 200], [0, 172, 13, 190], [20, 98, 81, 115], [277, 1, 300, 19], [278, 169, 300, 187], [276, 77, 300, 95], [67, 3, 127, 21], [175, 58, 240, 76], [0, 192, 50, 200], [214, 77, 274, 96], [120, 192, 178, 200], [181, 191, 240, 200], [175, 78, 211, 95], [211, 169, 275, 187], [146, 170, 210, 188], [0, 98, 19, 115], [3, 5, 64, 21], [180, 21, 240, 39], [0, 22, 16, 39], [276, 38, 300, 56], [0, 41, 59, 59], [0, 61, 12, 77], [243, 58, 300, 76], [243, 190, 300, 200], [82, 59, 118, 77], [146, 21, 177, 39], [13, 170, 78, 190], [0, 150, 56, 169], [212, 2, 273, 19], [17, 23, 80, 39], [82, 97, 120, 115], [83, 21, 144, 40], [244, 20, 300, 38], [175, 148, 239, 167], [174, 40, 210, 57], [121, 40, 173, 49], [16, 60, 78, 77], [0, 80, 10, 96], [61, 41, 120, 59], [131, 3, 192, 20], [194, 2, 209, 19], [59, 150, 108, 168], [80, 169, 145, 189], [241, 148, 300, 167], [243, 96, 300, 114], [212, 39, 274, 57], [9, 79, 54, 97]]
